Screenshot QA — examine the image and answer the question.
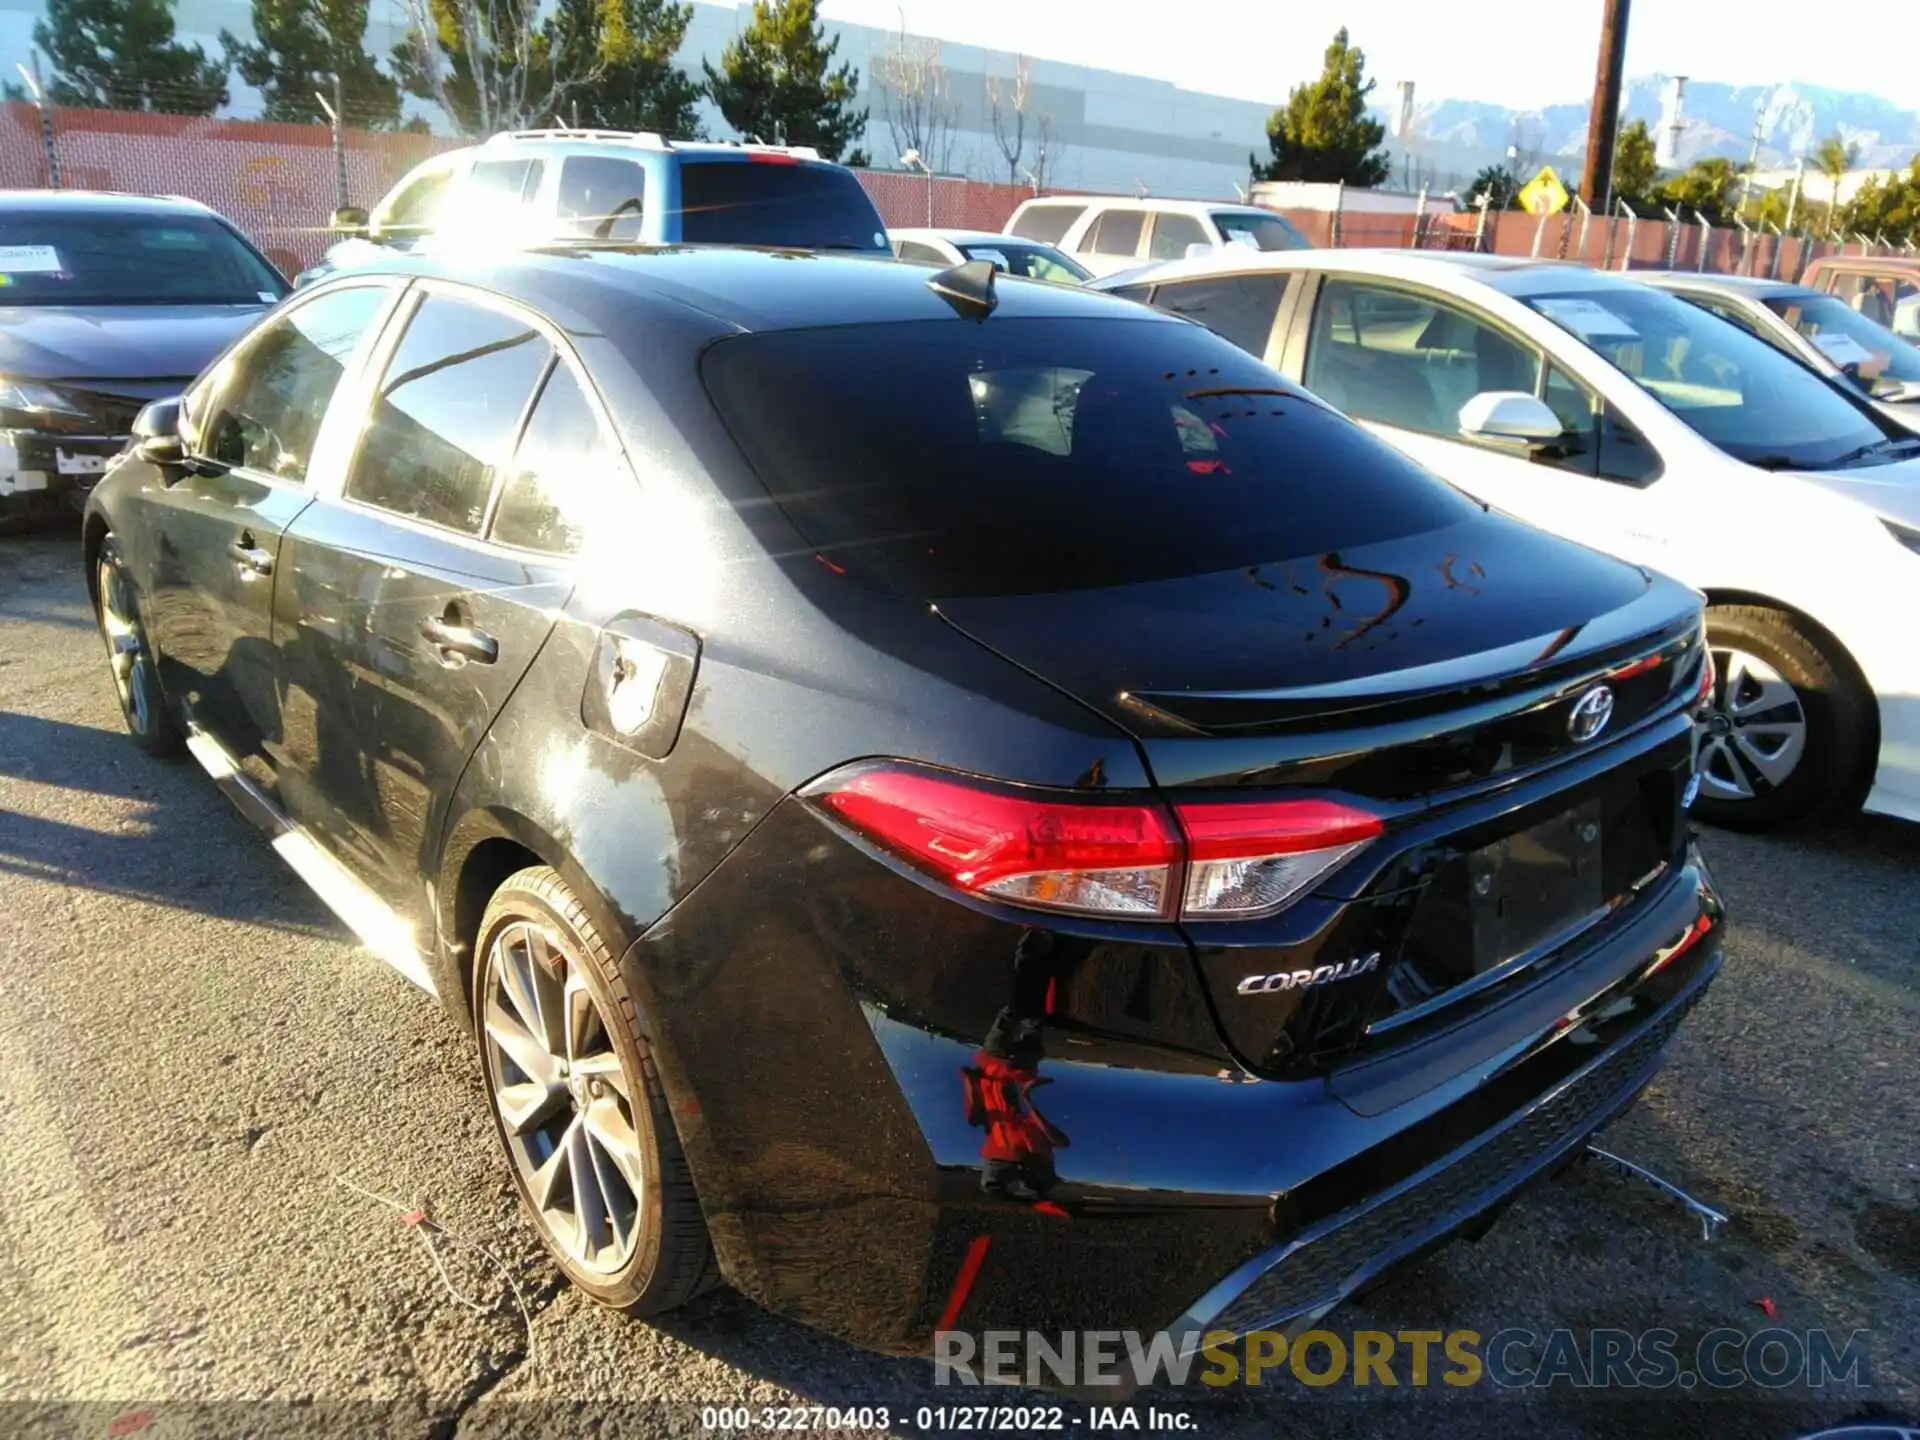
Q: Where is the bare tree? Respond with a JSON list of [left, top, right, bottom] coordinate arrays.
[[1028, 111, 1061, 193], [872, 24, 955, 171], [986, 55, 1032, 187], [394, 0, 610, 138]]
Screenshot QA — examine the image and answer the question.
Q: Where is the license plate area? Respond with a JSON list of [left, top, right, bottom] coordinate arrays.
[[1467, 795, 1604, 973], [55, 448, 111, 476]]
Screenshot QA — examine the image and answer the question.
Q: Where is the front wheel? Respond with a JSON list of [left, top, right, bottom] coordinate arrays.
[[1693, 604, 1871, 830], [95, 537, 182, 758], [474, 866, 716, 1313]]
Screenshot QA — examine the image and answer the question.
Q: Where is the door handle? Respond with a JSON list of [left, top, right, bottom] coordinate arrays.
[[226, 539, 273, 577], [420, 615, 499, 666]]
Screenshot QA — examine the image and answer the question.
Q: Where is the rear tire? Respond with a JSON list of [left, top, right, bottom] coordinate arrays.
[[94, 536, 183, 759], [1694, 604, 1871, 831], [473, 866, 717, 1314]]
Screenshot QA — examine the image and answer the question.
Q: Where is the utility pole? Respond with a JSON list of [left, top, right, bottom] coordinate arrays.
[[1579, 0, 1630, 210], [1736, 100, 1765, 219]]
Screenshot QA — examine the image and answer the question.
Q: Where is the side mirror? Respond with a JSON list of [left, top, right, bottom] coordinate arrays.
[[1183, 241, 1220, 261], [132, 397, 186, 467], [1459, 391, 1565, 445], [329, 205, 370, 238]]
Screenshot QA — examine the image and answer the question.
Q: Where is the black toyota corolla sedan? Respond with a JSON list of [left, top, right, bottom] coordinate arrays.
[[82, 244, 1722, 1361], [0, 191, 289, 531]]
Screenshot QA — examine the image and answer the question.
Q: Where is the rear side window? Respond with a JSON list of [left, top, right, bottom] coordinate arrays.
[[558, 156, 647, 241], [200, 285, 388, 480], [1007, 203, 1085, 245], [345, 293, 551, 534], [677, 161, 887, 251], [467, 158, 544, 206], [1147, 212, 1210, 260], [701, 316, 1476, 598], [1151, 274, 1291, 358], [1087, 210, 1145, 257], [489, 363, 622, 555]]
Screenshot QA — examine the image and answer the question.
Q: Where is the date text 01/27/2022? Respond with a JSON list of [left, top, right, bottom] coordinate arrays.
[[696, 1404, 1198, 1431]]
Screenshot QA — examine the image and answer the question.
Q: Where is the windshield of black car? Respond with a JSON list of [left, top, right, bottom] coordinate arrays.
[[700, 316, 1479, 598], [955, 242, 1091, 283], [1761, 292, 1920, 386], [0, 212, 287, 306], [1210, 211, 1310, 252], [1524, 287, 1896, 470], [677, 161, 888, 251]]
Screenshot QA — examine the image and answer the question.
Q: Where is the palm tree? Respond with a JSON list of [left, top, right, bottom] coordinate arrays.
[[1814, 132, 1860, 229]]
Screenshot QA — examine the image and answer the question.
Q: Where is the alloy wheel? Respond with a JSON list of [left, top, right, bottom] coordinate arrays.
[[1696, 646, 1810, 805], [482, 920, 647, 1275], [98, 556, 156, 737]]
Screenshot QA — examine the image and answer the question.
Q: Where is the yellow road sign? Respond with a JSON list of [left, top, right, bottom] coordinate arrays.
[[1517, 165, 1570, 216]]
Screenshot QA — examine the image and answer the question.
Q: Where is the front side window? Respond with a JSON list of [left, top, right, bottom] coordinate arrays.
[[200, 285, 389, 480], [1006, 203, 1086, 246], [1760, 291, 1920, 387], [954, 242, 1091, 284], [1210, 210, 1310, 252], [557, 156, 647, 241], [1305, 280, 1541, 437], [489, 363, 623, 556], [1151, 274, 1290, 359], [344, 293, 551, 534], [1087, 210, 1145, 257], [1147, 212, 1210, 260], [1525, 285, 1899, 470], [374, 166, 452, 240], [700, 315, 1479, 599], [0, 210, 287, 306]]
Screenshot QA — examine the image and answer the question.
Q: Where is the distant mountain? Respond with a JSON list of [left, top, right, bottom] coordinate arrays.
[[1397, 76, 1920, 187]]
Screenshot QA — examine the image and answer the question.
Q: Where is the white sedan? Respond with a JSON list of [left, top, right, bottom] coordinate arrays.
[[1096, 249, 1920, 830], [887, 228, 1091, 284]]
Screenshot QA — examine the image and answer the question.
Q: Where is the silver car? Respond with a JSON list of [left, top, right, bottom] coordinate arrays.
[[1642, 271, 1920, 435]]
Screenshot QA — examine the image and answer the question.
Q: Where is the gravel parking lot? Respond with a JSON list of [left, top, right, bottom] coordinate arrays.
[[2, 529, 1916, 1439]]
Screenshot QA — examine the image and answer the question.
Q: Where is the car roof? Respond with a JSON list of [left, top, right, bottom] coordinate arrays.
[[1094, 246, 1655, 297], [0, 189, 214, 216], [1637, 270, 1805, 299], [890, 228, 1042, 246], [347, 244, 1175, 335], [1015, 195, 1257, 219], [1804, 253, 1920, 274]]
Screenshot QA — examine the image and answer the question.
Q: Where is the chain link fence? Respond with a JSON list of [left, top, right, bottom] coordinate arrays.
[[4, 99, 1914, 280]]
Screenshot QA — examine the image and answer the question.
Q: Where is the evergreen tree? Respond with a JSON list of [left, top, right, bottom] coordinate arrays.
[[1251, 28, 1389, 187], [34, 0, 228, 114], [1467, 164, 1518, 212], [222, 0, 399, 127], [1610, 118, 1656, 208], [1656, 157, 1738, 223], [551, 0, 702, 138], [701, 0, 865, 160]]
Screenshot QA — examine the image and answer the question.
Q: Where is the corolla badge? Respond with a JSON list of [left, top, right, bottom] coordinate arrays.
[[1237, 952, 1381, 995], [1568, 684, 1616, 744]]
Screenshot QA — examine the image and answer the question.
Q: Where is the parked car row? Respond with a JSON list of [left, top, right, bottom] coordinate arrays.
[[3, 130, 1910, 1381]]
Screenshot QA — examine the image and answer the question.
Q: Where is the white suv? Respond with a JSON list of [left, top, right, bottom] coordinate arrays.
[[1003, 196, 1309, 278], [301, 130, 889, 284]]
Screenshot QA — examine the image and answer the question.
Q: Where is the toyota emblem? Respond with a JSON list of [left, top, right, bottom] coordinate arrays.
[[1568, 684, 1616, 743]]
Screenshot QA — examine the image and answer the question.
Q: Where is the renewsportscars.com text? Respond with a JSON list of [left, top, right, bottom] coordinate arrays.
[[933, 1326, 1874, 1391]]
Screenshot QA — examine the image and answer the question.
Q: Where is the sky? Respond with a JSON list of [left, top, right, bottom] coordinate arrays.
[[819, 0, 1919, 112]]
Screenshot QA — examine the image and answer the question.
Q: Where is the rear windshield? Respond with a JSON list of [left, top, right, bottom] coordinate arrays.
[[677, 161, 887, 252], [0, 211, 287, 306], [1007, 204, 1086, 245], [1211, 210, 1311, 252], [701, 316, 1478, 598]]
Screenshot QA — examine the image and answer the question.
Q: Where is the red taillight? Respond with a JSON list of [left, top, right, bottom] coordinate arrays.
[[812, 765, 1378, 920]]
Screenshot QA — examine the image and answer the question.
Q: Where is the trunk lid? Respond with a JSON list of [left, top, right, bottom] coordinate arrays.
[[936, 509, 1706, 1082]]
